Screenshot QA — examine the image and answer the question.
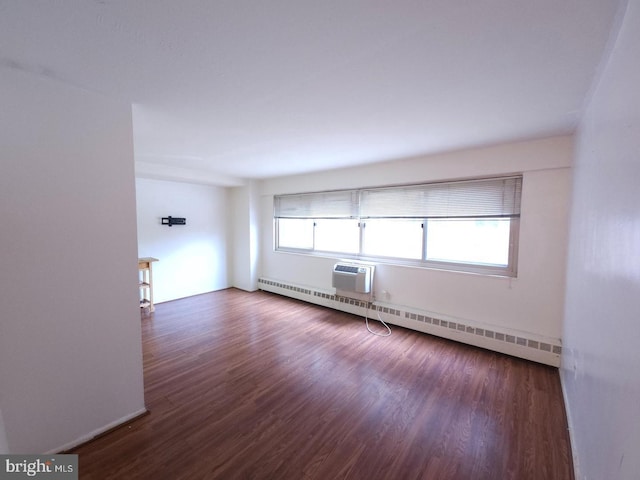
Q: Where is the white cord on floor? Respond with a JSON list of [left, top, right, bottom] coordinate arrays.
[[365, 302, 391, 337]]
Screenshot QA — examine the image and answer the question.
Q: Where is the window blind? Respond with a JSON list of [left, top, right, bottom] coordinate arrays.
[[274, 190, 358, 218], [360, 176, 522, 219], [274, 176, 522, 219]]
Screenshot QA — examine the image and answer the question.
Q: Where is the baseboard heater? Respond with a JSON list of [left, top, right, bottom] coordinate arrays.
[[257, 276, 562, 367]]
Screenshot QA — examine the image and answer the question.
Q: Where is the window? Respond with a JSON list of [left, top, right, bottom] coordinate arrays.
[[425, 218, 512, 266], [362, 218, 423, 259], [277, 218, 314, 250], [274, 176, 522, 276], [315, 218, 360, 254]]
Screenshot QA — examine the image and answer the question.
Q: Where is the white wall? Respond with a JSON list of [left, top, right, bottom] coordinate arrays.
[[230, 181, 261, 292], [561, 1, 640, 478], [260, 136, 572, 344], [0, 68, 145, 453], [135, 177, 230, 303]]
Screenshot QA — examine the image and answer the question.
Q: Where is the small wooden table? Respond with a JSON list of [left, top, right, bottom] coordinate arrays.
[[138, 257, 158, 313]]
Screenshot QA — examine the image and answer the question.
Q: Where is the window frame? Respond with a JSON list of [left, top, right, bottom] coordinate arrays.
[[273, 176, 522, 277]]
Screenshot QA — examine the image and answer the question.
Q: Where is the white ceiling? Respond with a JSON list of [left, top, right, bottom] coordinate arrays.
[[0, 1, 620, 186]]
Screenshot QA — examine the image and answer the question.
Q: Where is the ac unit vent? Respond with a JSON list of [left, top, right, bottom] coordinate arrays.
[[334, 264, 360, 274]]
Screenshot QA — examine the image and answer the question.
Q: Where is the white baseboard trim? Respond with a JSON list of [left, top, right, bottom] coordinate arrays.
[[559, 368, 580, 479], [47, 407, 148, 454], [258, 277, 561, 367]]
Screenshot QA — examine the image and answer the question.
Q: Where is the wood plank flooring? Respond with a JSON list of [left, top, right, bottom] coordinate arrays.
[[72, 288, 574, 479]]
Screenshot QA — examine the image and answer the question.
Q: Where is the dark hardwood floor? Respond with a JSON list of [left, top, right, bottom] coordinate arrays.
[[73, 288, 573, 479]]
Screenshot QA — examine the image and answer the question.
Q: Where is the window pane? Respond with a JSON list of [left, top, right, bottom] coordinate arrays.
[[315, 219, 360, 254], [426, 218, 510, 266], [278, 218, 314, 249], [362, 219, 423, 259]]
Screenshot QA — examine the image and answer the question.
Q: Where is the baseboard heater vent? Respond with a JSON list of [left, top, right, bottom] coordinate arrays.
[[257, 277, 562, 367]]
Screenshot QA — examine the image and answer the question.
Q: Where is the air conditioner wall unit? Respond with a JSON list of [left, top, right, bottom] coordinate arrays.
[[332, 263, 374, 295]]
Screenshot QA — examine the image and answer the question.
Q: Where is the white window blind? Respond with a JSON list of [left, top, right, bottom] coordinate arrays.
[[274, 176, 522, 219], [359, 176, 522, 219], [274, 190, 358, 218]]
